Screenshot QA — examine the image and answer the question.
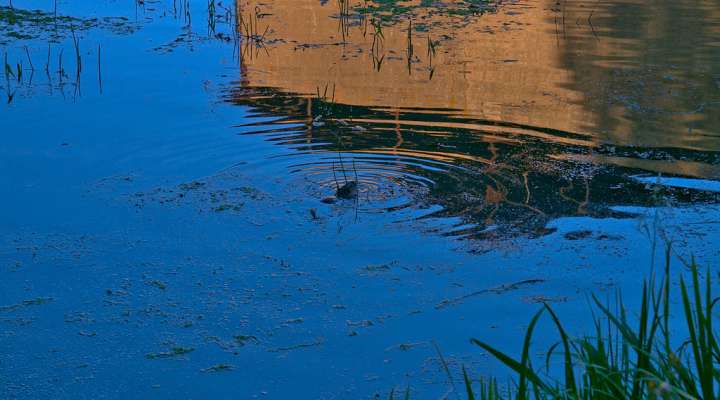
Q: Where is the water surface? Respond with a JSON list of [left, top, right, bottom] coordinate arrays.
[[1, 0, 719, 398]]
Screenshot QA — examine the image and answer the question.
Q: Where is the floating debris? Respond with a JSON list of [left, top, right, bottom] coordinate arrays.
[[234, 335, 259, 346], [386, 342, 428, 352], [522, 295, 568, 304], [360, 262, 398, 274], [0, 297, 54, 312], [564, 230, 593, 240], [268, 338, 324, 352], [435, 279, 545, 309], [363, 264, 391, 272], [147, 280, 167, 290], [178, 181, 205, 191], [201, 364, 234, 373], [321, 196, 337, 204], [145, 347, 195, 359], [347, 319, 373, 327], [213, 203, 244, 212]]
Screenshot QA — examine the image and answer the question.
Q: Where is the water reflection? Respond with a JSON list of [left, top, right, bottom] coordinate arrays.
[[226, 0, 720, 238], [558, 0, 720, 150]]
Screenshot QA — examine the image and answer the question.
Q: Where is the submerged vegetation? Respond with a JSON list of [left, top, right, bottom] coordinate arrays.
[[396, 250, 720, 399], [355, 0, 499, 22], [0, 5, 138, 44]]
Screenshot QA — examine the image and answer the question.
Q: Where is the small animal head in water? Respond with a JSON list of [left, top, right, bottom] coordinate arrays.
[[309, 208, 319, 220], [336, 181, 358, 199]]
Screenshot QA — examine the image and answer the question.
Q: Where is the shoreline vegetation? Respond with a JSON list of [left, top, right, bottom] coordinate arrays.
[[394, 246, 720, 399]]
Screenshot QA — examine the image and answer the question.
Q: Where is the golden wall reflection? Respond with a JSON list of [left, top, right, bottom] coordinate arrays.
[[227, 0, 720, 238]]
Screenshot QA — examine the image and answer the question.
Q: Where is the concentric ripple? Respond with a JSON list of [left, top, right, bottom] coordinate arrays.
[[224, 86, 720, 239]]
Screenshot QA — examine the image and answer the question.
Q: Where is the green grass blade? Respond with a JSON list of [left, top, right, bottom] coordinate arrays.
[[462, 366, 476, 400], [518, 308, 545, 399], [543, 304, 578, 395]]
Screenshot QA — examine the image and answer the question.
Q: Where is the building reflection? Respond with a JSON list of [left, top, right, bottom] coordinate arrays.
[[227, 0, 720, 238]]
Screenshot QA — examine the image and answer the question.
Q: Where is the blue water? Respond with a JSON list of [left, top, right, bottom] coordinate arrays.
[[1, 1, 719, 398]]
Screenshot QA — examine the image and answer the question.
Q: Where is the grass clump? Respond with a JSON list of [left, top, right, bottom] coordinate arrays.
[[462, 249, 720, 399], [391, 249, 720, 399]]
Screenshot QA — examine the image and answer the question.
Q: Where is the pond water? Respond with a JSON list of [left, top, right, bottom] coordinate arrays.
[[1, 0, 719, 398]]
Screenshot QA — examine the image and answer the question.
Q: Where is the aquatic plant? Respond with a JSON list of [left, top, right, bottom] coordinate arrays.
[[0, 6, 139, 44], [355, 0, 499, 24], [388, 247, 720, 399], [446, 249, 720, 399]]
